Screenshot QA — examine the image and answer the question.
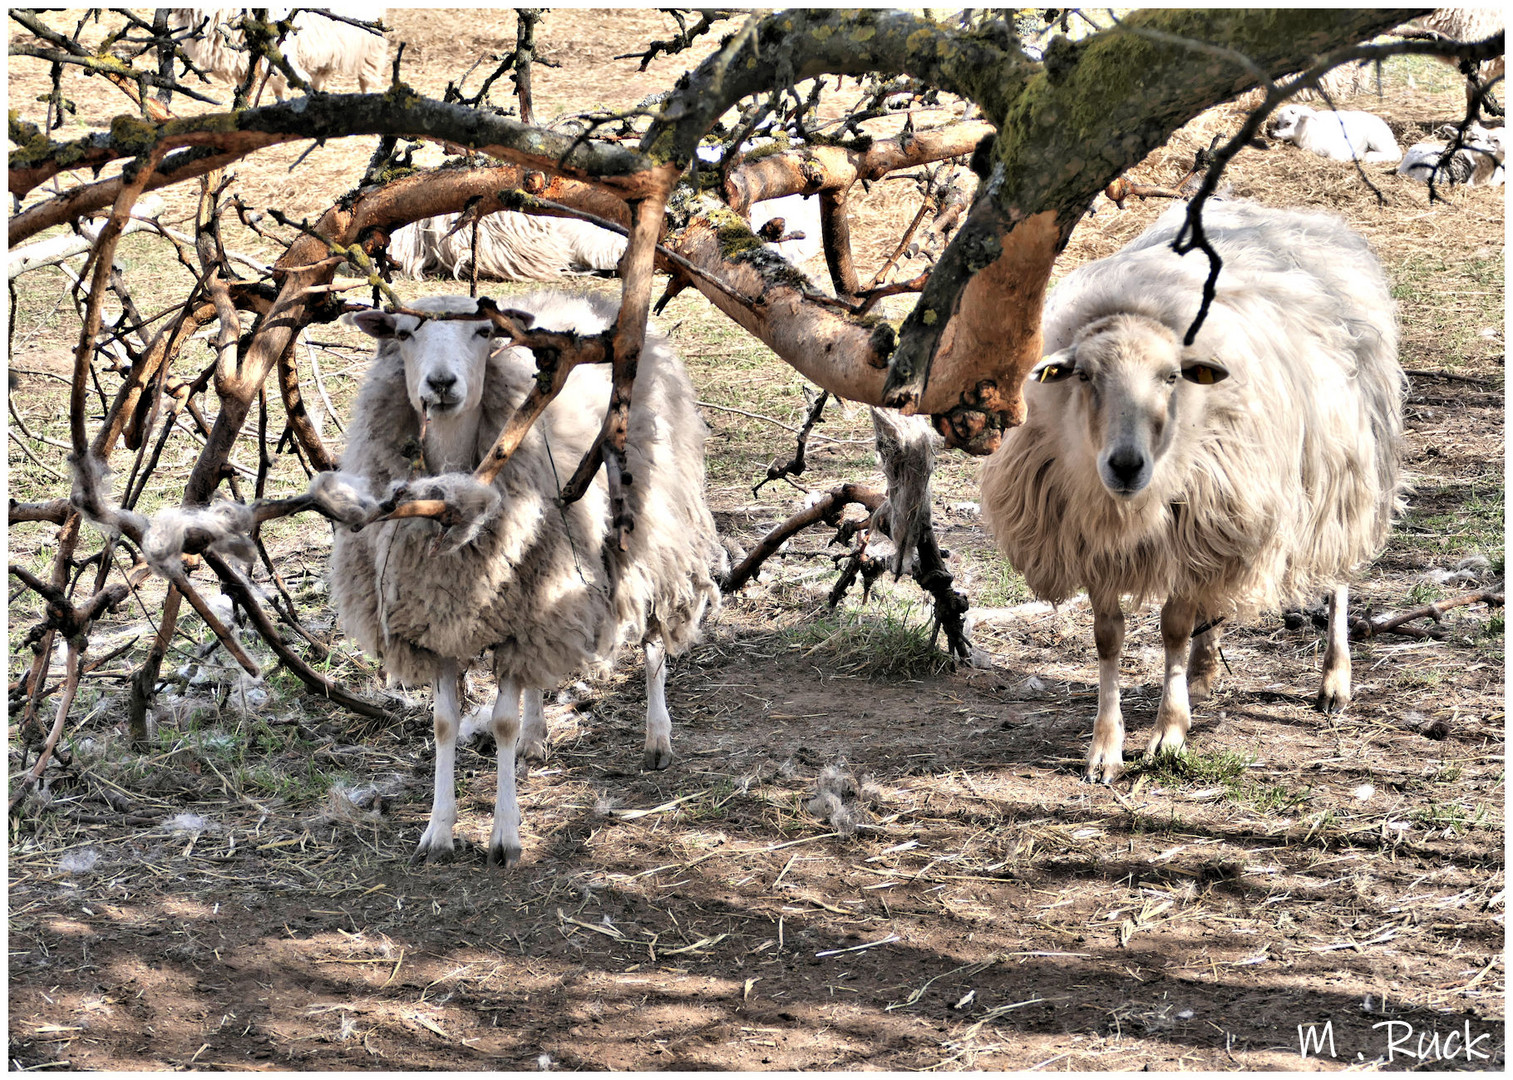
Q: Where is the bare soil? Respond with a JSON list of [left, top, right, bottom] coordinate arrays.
[[8, 10, 1505, 1072]]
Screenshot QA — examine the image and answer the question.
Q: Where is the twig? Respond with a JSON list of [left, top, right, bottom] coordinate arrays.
[[694, 400, 867, 443], [1403, 368, 1497, 387], [754, 390, 829, 495], [9, 639, 82, 811], [202, 551, 391, 721]]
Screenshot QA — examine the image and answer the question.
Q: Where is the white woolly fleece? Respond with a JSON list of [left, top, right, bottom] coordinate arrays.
[[981, 200, 1405, 622]]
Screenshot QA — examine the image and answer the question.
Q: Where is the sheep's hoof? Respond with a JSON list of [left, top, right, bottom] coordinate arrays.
[[1186, 669, 1220, 703], [643, 744, 674, 771], [1145, 730, 1188, 759], [410, 842, 456, 865], [516, 736, 549, 764], [1082, 755, 1121, 785], [487, 841, 521, 869], [1314, 688, 1350, 715]]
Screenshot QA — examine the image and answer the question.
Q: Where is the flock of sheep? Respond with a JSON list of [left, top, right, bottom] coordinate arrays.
[[146, 9, 1498, 860]]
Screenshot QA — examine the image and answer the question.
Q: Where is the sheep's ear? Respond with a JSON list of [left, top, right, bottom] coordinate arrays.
[[1030, 349, 1077, 384], [345, 309, 401, 340], [1181, 357, 1230, 386]]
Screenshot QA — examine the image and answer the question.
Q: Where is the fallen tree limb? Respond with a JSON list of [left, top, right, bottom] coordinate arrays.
[[1351, 584, 1504, 640], [722, 483, 885, 594]]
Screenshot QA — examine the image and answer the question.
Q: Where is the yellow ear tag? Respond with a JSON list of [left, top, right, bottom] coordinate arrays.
[[1037, 366, 1061, 383]]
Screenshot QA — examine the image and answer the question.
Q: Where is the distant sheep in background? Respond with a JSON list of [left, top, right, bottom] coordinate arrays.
[[388, 212, 628, 281], [1267, 104, 1402, 162], [981, 202, 1404, 784], [696, 144, 826, 266], [327, 291, 723, 866], [1413, 8, 1506, 111], [1398, 123, 1506, 186], [169, 8, 388, 99], [749, 194, 825, 265]]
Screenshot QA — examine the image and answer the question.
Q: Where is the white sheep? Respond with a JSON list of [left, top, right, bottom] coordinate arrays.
[[980, 201, 1405, 784], [170, 8, 388, 100], [1398, 123, 1506, 187], [388, 211, 628, 282], [327, 291, 723, 865], [1267, 104, 1402, 163]]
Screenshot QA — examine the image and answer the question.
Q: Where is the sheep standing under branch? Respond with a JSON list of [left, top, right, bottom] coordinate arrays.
[[170, 8, 388, 100], [388, 211, 628, 282], [1266, 104, 1402, 162], [329, 291, 723, 865], [981, 202, 1405, 784]]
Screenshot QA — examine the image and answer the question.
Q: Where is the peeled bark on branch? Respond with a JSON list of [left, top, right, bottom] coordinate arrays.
[[665, 204, 898, 405]]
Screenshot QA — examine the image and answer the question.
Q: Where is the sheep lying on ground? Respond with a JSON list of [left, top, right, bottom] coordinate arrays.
[[329, 291, 723, 865], [389, 212, 628, 282], [1266, 104, 1402, 162], [980, 202, 1405, 784], [170, 8, 388, 99], [1398, 123, 1506, 186]]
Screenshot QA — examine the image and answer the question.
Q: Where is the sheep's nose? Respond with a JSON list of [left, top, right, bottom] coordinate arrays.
[[1105, 447, 1147, 490], [425, 373, 457, 395]]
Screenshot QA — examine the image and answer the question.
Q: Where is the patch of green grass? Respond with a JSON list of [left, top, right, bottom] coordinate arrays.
[[1412, 800, 1485, 834], [1397, 478, 1505, 560], [1406, 580, 1443, 606], [781, 598, 954, 681], [1135, 746, 1251, 786], [1133, 747, 1308, 815], [1392, 666, 1444, 691], [968, 555, 1033, 607]]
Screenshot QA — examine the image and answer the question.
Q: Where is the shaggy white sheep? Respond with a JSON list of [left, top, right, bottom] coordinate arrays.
[[1398, 123, 1506, 186], [388, 211, 628, 282], [170, 8, 388, 100], [1267, 104, 1402, 163], [980, 202, 1405, 784], [329, 291, 723, 865]]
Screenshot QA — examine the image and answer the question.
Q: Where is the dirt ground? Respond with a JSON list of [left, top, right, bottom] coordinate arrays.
[[7, 10, 1505, 1072]]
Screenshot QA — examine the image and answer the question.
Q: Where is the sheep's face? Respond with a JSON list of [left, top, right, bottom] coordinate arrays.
[[1266, 104, 1310, 142], [1033, 315, 1228, 500], [348, 307, 504, 420]]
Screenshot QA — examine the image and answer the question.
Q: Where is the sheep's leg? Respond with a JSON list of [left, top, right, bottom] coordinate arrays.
[[1187, 619, 1224, 702], [488, 678, 524, 868], [1315, 584, 1352, 714], [414, 661, 463, 861], [1148, 597, 1199, 758], [1085, 600, 1126, 784], [517, 688, 548, 763], [644, 637, 674, 771]]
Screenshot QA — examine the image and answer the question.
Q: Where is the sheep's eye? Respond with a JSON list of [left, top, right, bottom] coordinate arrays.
[[474, 326, 493, 338], [1076, 370, 1091, 382], [395, 330, 412, 342], [1165, 370, 1180, 384]]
